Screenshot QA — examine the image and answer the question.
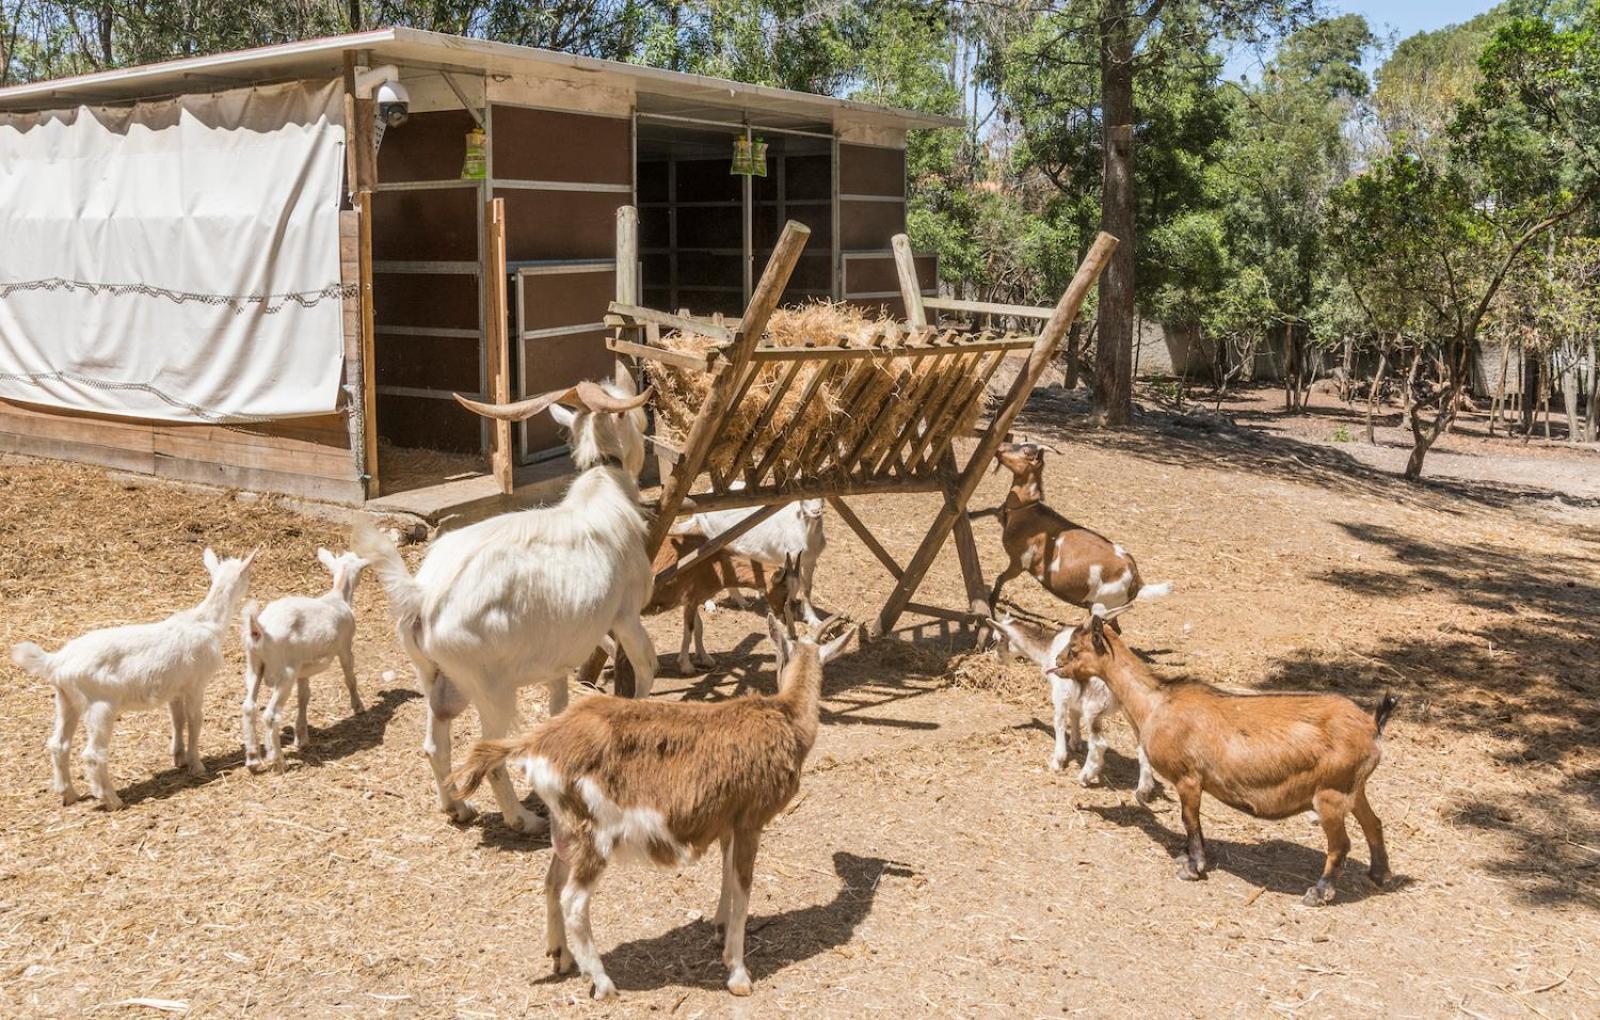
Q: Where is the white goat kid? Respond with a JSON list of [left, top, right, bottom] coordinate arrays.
[[988, 613, 1156, 801], [240, 548, 370, 772], [671, 497, 826, 625], [11, 548, 256, 810], [354, 366, 655, 834]]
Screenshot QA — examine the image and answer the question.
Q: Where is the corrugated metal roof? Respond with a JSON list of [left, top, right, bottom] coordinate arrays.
[[0, 27, 961, 130]]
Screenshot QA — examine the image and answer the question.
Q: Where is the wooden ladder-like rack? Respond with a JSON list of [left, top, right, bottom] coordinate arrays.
[[593, 216, 1115, 692]]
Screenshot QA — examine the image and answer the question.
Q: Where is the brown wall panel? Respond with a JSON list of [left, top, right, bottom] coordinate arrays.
[[377, 109, 477, 182], [376, 335, 481, 392], [839, 200, 907, 251], [377, 394, 481, 452], [373, 272, 481, 330], [372, 187, 480, 261], [519, 269, 616, 331], [839, 144, 906, 196], [491, 106, 631, 185], [844, 253, 935, 295], [497, 189, 628, 261], [519, 329, 616, 454]]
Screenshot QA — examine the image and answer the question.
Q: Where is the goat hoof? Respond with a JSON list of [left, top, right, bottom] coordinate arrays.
[[350, 699, 365, 714], [187, 762, 206, 779], [590, 976, 617, 1000], [1049, 755, 1067, 772], [548, 947, 575, 975], [1302, 884, 1335, 907], [1176, 862, 1203, 882], [1368, 868, 1392, 888], [59, 787, 80, 806], [1077, 770, 1101, 788], [444, 800, 479, 825], [101, 794, 126, 812], [504, 809, 549, 836], [727, 969, 753, 996]]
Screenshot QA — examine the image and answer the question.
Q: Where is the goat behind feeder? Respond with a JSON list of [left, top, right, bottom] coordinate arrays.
[[626, 537, 792, 674], [1052, 605, 1397, 905], [987, 613, 1155, 799], [241, 548, 370, 772], [672, 497, 826, 625], [354, 365, 656, 835], [988, 442, 1171, 618], [11, 548, 256, 810], [452, 614, 853, 1000]]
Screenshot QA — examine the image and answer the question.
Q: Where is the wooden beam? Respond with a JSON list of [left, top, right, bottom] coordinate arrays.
[[746, 335, 1033, 362], [923, 297, 1055, 321], [615, 205, 640, 306], [607, 304, 735, 344], [874, 232, 1118, 638], [661, 473, 946, 512], [605, 337, 712, 373], [827, 497, 903, 579], [891, 233, 928, 329], [344, 53, 382, 501], [485, 197, 513, 494]]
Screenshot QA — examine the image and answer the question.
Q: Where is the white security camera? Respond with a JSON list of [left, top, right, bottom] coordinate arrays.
[[376, 79, 410, 128]]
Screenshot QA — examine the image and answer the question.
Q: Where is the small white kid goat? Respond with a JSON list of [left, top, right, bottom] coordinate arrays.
[[11, 548, 256, 810], [988, 612, 1156, 801], [671, 496, 825, 625], [354, 365, 656, 834], [240, 548, 370, 772]]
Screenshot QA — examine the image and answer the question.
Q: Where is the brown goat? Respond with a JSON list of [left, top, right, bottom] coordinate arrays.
[[623, 535, 792, 674], [1052, 606, 1398, 906], [452, 615, 852, 999], [988, 443, 1170, 623]]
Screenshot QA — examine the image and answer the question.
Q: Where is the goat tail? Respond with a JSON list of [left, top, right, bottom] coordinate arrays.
[[240, 600, 263, 648], [10, 642, 55, 681], [1373, 692, 1400, 735], [1135, 580, 1174, 602], [449, 736, 530, 800], [350, 520, 423, 632]]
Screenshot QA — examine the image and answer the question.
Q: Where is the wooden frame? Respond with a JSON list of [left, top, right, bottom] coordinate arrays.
[[596, 215, 1115, 680]]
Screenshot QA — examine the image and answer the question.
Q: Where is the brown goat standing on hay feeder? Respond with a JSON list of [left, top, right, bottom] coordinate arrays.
[[987, 442, 1171, 624], [1053, 604, 1399, 905]]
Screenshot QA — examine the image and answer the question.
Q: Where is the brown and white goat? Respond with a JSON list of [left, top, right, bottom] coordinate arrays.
[[452, 614, 852, 999], [1051, 605, 1397, 905], [988, 442, 1170, 621], [635, 536, 792, 674]]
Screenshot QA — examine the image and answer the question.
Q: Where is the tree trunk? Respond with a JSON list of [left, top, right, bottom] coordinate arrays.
[[1365, 340, 1390, 445], [348, 0, 363, 31], [1405, 341, 1465, 481], [1064, 319, 1082, 389], [1489, 339, 1512, 437], [1558, 340, 1580, 442], [1586, 336, 1598, 443], [1094, 1, 1136, 426], [1521, 350, 1538, 436]]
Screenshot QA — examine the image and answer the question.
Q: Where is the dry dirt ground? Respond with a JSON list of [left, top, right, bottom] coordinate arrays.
[[2, 389, 1598, 1019]]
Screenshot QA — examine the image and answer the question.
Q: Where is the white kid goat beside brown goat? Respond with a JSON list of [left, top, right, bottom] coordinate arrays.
[[452, 614, 853, 1000], [1051, 603, 1398, 906]]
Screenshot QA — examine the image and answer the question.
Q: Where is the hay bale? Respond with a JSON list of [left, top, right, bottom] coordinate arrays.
[[646, 301, 1000, 483]]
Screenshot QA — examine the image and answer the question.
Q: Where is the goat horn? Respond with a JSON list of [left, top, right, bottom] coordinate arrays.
[[454, 386, 578, 422], [574, 380, 653, 413]]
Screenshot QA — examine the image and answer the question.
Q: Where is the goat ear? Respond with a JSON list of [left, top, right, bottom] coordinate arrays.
[[317, 547, 336, 571], [242, 546, 260, 568], [820, 625, 854, 665], [203, 547, 220, 572], [549, 402, 577, 430], [612, 361, 637, 396], [766, 612, 791, 663]]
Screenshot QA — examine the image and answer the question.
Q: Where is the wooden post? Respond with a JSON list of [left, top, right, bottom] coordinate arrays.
[[343, 52, 381, 500], [616, 206, 640, 307], [874, 232, 1118, 638], [892, 233, 927, 330], [485, 197, 513, 494]]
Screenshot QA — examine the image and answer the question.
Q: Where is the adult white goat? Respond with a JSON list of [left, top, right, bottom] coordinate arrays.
[[11, 548, 256, 810], [240, 548, 369, 772], [671, 496, 825, 625], [353, 366, 655, 834]]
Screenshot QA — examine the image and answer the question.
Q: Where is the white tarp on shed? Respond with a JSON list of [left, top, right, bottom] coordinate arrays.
[[0, 80, 347, 422]]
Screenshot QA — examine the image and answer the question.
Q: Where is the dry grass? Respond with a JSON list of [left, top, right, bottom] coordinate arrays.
[[648, 301, 1001, 480], [2, 393, 1600, 1016]]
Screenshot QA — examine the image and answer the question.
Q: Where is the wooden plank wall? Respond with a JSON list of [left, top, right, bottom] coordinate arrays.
[[837, 142, 936, 318]]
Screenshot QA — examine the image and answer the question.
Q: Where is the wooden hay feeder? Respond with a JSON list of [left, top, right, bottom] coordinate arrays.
[[592, 218, 1115, 691]]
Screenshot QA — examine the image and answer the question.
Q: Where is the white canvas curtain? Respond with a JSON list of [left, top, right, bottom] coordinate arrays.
[[0, 80, 348, 422]]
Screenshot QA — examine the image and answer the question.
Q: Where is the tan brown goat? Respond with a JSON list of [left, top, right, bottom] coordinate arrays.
[[1052, 605, 1398, 906], [452, 615, 852, 1000], [636, 535, 793, 674], [988, 442, 1170, 619]]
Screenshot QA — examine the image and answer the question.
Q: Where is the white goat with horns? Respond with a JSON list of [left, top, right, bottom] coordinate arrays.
[[353, 365, 656, 834]]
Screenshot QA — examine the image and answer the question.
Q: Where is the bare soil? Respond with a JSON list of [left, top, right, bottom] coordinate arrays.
[[2, 388, 1598, 1018]]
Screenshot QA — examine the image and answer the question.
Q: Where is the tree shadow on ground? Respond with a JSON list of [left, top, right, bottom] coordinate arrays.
[[1083, 803, 1400, 906], [1015, 387, 1600, 513], [116, 685, 419, 808], [1257, 520, 1600, 909], [596, 850, 911, 993]]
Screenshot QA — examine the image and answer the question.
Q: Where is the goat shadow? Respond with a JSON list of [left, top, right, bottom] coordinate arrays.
[[535, 850, 910, 994], [111, 685, 418, 808], [1084, 802, 1409, 905]]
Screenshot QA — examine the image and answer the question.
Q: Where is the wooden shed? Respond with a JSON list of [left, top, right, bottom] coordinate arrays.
[[0, 28, 953, 510]]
